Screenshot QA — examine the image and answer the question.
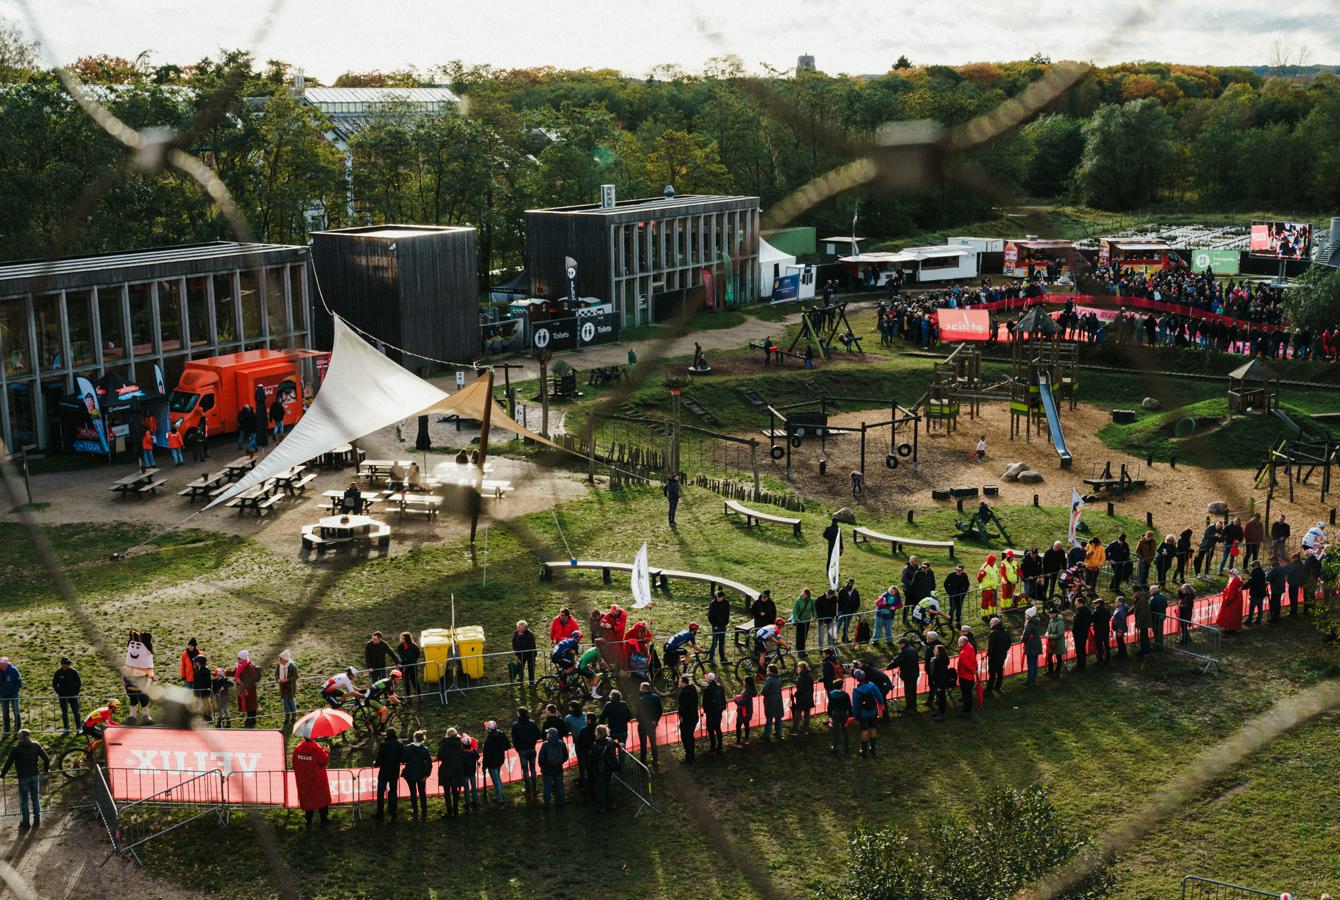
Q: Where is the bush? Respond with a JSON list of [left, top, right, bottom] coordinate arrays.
[[840, 785, 1116, 900]]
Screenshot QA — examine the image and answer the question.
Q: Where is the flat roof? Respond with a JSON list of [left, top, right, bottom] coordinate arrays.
[[301, 86, 459, 105], [1009, 239, 1075, 249], [819, 236, 867, 242], [528, 194, 759, 218], [311, 225, 474, 240], [1109, 240, 1173, 251], [0, 242, 307, 293]]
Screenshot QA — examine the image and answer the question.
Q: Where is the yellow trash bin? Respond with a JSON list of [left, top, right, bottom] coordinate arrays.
[[420, 628, 453, 683], [449, 626, 486, 680]]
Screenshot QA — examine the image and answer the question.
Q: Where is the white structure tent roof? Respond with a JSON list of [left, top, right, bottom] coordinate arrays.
[[206, 317, 555, 510], [839, 247, 971, 265], [759, 237, 792, 268]]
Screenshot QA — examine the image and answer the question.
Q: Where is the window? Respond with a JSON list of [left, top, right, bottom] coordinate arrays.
[[66, 290, 95, 368], [6, 381, 36, 445], [186, 277, 210, 350], [201, 393, 215, 412], [0, 297, 31, 376], [288, 265, 305, 337], [169, 391, 199, 413], [265, 267, 287, 337], [33, 293, 62, 372], [99, 286, 127, 364], [239, 269, 263, 341], [127, 283, 152, 355], [213, 272, 237, 346], [158, 279, 183, 354]]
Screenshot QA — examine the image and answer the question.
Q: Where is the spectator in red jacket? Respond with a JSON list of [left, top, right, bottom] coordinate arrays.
[[292, 737, 332, 826], [548, 608, 579, 644], [955, 637, 978, 718]]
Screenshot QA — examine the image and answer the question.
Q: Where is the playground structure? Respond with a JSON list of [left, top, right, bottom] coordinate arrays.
[[918, 309, 1078, 468], [1083, 460, 1147, 497], [1226, 358, 1280, 415], [1256, 426, 1337, 505], [955, 500, 1014, 545], [786, 300, 862, 361], [763, 393, 919, 481]]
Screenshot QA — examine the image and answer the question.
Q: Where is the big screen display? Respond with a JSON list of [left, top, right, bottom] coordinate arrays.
[[1250, 221, 1311, 259]]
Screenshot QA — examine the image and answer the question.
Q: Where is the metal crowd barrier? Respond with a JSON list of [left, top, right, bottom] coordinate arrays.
[[96, 767, 226, 866], [611, 744, 659, 818], [1180, 874, 1285, 899]]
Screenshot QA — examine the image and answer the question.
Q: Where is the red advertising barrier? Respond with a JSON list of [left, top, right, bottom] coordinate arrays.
[[966, 293, 1287, 333], [935, 308, 993, 342], [104, 726, 288, 802]]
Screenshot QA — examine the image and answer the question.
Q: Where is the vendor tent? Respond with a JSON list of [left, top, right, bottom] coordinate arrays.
[[207, 317, 556, 510], [757, 238, 797, 299]]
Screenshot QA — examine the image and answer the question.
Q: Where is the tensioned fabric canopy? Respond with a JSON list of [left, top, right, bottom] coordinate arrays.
[[206, 316, 556, 510]]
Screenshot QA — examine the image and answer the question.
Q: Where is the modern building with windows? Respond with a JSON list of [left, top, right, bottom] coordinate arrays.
[[0, 242, 311, 451], [525, 192, 761, 328]]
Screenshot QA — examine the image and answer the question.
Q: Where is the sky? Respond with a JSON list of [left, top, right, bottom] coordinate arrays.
[[6, 0, 1337, 81]]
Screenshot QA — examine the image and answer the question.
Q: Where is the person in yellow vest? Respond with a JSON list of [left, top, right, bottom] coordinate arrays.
[[977, 554, 1001, 621], [999, 550, 1021, 609]]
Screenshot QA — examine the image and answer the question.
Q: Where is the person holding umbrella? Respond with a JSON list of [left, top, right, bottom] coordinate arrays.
[[291, 711, 344, 827]]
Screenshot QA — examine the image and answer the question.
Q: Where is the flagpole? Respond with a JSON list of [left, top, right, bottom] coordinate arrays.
[[470, 368, 496, 544]]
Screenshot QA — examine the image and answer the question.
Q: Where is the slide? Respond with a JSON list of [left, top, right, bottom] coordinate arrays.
[[1035, 372, 1073, 469], [1271, 408, 1301, 438]]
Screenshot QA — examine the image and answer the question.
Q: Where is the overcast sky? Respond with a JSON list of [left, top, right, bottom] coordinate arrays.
[[7, 0, 1337, 81]]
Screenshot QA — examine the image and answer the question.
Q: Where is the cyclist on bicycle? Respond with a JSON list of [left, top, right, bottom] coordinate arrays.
[[754, 618, 788, 671], [663, 623, 702, 675], [576, 644, 605, 698], [550, 631, 582, 677], [911, 593, 947, 634], [321, 666, 364, 708], [82, 698, 121, 739], [366, 669, 402, 726]]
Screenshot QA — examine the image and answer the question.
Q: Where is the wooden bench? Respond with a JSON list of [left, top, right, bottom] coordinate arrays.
[[723, 499, 802, 537], [288, 473, 318, 494], [851, 525, 956, 558], [136, 479, 168, 496], [539, 560, 759, 602], [385, 492, 443, 518], [302, 523, 392, 552]]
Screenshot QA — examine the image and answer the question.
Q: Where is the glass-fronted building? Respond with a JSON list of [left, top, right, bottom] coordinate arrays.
[[0, 242, 311, 451]]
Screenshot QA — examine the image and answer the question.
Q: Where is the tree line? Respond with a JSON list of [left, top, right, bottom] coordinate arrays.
[[2, 23, 1338, 280]]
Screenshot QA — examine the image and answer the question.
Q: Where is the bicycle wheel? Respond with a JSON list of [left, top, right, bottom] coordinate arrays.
[[733, 656, 760, 684], [57, 747, 93, 780], [652, 664, 679, 696], [774, 652, 797, 680], [535, 675, 564, 705], [688, 657, 713, 688], [392, 706, 422, 735]]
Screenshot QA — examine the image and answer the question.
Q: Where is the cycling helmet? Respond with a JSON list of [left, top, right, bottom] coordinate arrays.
[[390, 669, 402, 679], [571, 630, 582, 640], [688, 622, 700, 631], [345, 666, 357, 676], [107, 698, 122, 710], [775, 618, 785, 628]]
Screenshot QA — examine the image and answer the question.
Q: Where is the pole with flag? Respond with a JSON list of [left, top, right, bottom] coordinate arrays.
[[1068, 489, 1085, 547], [827, 531, 842, 592], [631, 542, 653, 609], [850, 203, 859, 256]]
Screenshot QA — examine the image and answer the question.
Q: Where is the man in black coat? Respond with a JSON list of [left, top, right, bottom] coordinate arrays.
[[900, 558, 921, 627], [750, 591, 777, 629], [893, 638, 920, 712], [837, 579, 861, 643], [574, 714, 597, 791], [815, 590, 838, 650], [51, 658, 82, 734], [1107, 534, 1131, 591], [912, 560, 936, 615], [677, 676, 699, 764], [374, 730, 403, 820], [1071, 600, 1093, 670], [822, 517, 840, 559], [707, 591, 731, 664], [942, 564, 969, 629], [1042, 541, 1067, 602], [1267, 561, 1287, 622], [701, 673, 726, 753], [364, 631, 400, 680], [1090, 599, 1111, 664], [922, 631, 942, 710], [662, 474, 680, 527], [986, 618, 1010, 694]]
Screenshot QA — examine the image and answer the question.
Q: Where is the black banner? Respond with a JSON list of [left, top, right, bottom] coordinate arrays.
[[530, 311, 618, 353]]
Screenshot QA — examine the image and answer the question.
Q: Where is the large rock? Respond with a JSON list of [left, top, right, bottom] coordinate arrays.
[[1018, 471, 1045, 484], [1003, 462, 1029, 481], [1207, 500, 1229, 516], [1141, 397, 1161, 410], [831, 507, 857, 525]]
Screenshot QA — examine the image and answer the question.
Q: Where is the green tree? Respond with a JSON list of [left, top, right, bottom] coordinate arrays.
[[0, 17, 38, 84], [1021, 113, 1084, 197], [1076, 99, 1176, 209], [842, 785, 1116, 900], [1283, 264, 1340, 332]]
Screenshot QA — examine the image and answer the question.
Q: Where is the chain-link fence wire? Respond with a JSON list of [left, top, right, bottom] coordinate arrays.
[[4, 3, 1339, 897]]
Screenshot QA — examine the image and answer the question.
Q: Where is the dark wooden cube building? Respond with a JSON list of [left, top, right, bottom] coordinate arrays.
[[526, 193, 760, 328], [310, 225, 479, 368]]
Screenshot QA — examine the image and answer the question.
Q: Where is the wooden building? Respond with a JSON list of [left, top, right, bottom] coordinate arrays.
[[525, 192, 760, 328], [0, 241, 311, 451], [310, 225, 479, 370]]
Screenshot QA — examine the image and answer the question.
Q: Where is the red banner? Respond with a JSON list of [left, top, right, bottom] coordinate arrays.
[[966, 293, 1287, 332], [935, 308, 993, 342], [104, 726, 287, 802]]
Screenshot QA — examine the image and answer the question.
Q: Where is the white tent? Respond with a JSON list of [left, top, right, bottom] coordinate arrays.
[[757, 238, 797, 299], [207, 316, 554, 510]]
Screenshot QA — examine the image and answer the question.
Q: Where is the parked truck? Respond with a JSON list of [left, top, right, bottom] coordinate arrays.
[[167, 349, 324, 440]]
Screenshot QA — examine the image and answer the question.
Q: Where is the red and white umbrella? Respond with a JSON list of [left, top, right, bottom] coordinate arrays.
[[293, 708, 354, 739]]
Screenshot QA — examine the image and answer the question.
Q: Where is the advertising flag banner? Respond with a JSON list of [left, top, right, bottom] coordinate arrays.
[[827, 532, 842, 591], [1069, 489, 1085, 547], [935, 308, 992, 342], [631, 542, 653, 609], [73, 376, 110, 456]]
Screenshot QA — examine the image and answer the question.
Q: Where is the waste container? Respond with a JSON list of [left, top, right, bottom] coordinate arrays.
[[420, 628, 453, 683]]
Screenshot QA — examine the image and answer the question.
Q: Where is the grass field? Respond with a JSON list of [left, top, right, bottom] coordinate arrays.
[[8, 480, 1338, 897]]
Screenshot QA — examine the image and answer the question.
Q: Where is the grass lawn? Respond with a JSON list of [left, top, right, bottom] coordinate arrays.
[[1098, 399, 1337, 468]]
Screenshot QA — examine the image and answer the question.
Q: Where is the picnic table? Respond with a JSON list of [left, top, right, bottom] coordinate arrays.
[[178, 471, 229, 502], [359, 459, 412, 481], [321, 490, 382, 516], [222, 457, 258, 481], [109, 468, 167, 499], [383, 491, 444, 518], [315, 444, 364, 469], [302, 514, 392, 553], [273, 465, 318, 496], [587, 365, 626, 386], [227, 479, 282, 516]]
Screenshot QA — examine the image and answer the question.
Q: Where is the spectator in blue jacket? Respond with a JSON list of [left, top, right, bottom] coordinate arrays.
[[0, 658, 21, 735], [851, 669, 884, 758]]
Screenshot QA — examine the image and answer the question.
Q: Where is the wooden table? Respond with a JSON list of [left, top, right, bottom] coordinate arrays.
[[109, 469, 166, 499], [315, 444, 364, 469], [228, 479, 281, 516], [222, 457, 258, 481], [358, 459, 411, 481], [273, 465, 317, 496], [302, 514, 392, 553], [383, 491, 443, 518], [178, 471, 228, 502], [322, 491, 381, 515]]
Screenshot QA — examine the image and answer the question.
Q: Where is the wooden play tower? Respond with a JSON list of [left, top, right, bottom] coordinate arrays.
[[1008, 307, 1078, 444]]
